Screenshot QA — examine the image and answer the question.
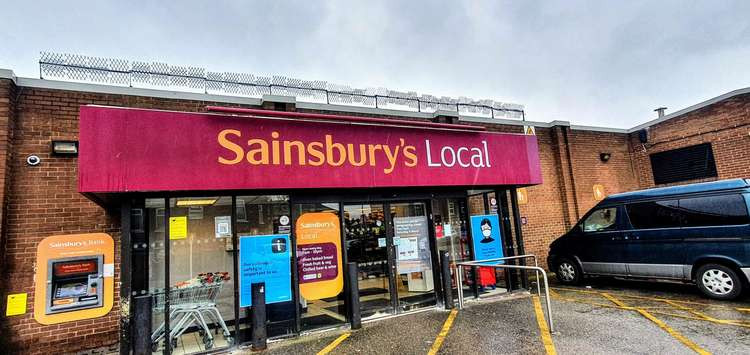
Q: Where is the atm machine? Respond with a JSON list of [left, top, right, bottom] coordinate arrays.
[[45, 255, 104, 314]]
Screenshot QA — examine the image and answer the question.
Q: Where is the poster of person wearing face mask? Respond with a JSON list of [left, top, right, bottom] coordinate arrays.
[[470, 214, 504, 261]]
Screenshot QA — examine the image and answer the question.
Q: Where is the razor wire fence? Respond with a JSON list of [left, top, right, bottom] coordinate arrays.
[[39, 52, 524, 119]]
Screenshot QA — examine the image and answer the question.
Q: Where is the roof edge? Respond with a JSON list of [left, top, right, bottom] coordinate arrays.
[[5, 68, 749, 135], [627, 87, 750, 133], [0, 68, 17, 83]]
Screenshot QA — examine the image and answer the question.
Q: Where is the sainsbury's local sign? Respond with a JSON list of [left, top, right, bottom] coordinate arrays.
[[78, 106, 542, 193]]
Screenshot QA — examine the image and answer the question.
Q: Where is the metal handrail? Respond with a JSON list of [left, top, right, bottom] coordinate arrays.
[[459, 254, 541, 296], [454, 254, 554, 332]]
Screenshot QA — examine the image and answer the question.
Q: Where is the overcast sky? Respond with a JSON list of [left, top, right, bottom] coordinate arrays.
[[2, 1, 749, 128]]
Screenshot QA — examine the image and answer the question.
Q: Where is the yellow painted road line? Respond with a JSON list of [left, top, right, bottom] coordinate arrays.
[[427, 309, 458, 355], [636, 309, 711, 355], [555, 292, 750, 330], [647, 310, 750, 329], [602, 292, 710, 355], [665, 300, 716, 320], [600, 292, 630, 308], [554, 287, 740, 311], [532, 296, 557, 355], [316, 332, 351, 355], [663, 300, 750, 328]]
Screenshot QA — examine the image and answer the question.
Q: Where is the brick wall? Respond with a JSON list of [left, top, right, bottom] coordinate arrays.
[[518, 127, 571, 264], [0, 79, 16, 265], [2, 87, 122, 353], [568, 130, 639, 216], [0, 78, 17, 351], [629, 93, 750, 188]]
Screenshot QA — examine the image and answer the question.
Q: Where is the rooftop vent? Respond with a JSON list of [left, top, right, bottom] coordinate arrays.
[[654, 107, 668, 118]]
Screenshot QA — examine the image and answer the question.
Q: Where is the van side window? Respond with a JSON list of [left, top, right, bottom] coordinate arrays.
[[625, 200, 681, 229], [582, 207, 618, 232], [679, 194, 750, 227]]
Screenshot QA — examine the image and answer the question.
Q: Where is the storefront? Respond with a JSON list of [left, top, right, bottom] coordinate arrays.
[[78, 105, 542, 354]]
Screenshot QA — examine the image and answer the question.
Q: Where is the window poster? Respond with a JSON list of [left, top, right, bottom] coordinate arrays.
[[296, 212, 343, 300], [398, 237, 419, 260], [169, 216, 187, 240], [470, 214, 504, 262], [394, 216, 431, 273], [239, 234, 292, 307], [214, 216, 231, 238]]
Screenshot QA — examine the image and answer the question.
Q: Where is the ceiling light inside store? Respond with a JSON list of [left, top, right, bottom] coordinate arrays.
[[176, 198, 217, 206]]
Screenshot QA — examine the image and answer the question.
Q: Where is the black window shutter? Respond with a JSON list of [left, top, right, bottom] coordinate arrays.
[[649, 143, 717, 185]]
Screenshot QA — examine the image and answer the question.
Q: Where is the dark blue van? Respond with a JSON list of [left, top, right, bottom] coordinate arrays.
[[547, 179, 750, 300]]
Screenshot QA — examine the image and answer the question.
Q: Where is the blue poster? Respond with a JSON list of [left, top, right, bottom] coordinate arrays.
[[470, 214, 504, 262], [239, 234, 292, 307]]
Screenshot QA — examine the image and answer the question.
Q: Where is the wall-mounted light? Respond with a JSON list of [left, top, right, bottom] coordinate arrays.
[[51, 140, 78, 156], [599, 152, 611, 162]]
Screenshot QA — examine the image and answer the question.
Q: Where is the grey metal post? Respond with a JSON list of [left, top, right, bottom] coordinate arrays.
[[347, 262, 362, 329], [251, 282, 267, 351], [132, 295, 152, 353], [440, 251, 453, 309], [456, 265, 464, 309]]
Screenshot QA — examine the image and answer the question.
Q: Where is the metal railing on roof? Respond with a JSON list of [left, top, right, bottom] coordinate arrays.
[[39, 52, 525, 120]]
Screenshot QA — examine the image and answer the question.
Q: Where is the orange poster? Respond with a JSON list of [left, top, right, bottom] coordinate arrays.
[[34, 233, 114, 325], [296, 212, 343, 300]]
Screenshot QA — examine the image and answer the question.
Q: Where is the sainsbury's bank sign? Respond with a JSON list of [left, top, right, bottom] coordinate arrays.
[[78, 106, 542, 193]]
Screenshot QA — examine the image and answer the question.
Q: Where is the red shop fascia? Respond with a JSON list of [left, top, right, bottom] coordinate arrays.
[[78, 105, 542, 351]]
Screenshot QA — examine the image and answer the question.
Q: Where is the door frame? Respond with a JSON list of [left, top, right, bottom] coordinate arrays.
[[340, 199, 441, 316], [387, 200, 442, 313]]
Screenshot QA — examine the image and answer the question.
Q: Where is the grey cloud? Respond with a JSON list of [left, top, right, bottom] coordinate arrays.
[[1, 0, 748, 128]]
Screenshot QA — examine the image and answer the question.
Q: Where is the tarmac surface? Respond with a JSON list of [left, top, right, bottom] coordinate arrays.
[[233, 277, 750, 354]]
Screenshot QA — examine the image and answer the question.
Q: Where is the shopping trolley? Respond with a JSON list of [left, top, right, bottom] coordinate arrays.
[[150, 282, 232, 351]]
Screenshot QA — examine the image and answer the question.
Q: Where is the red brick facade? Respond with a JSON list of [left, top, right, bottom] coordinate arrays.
[[0, 75, 747, 353], [629, 93, 750, 188]]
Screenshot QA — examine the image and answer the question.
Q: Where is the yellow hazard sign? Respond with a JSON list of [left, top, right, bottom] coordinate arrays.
[[523, 125, 536, 135], [6, 293, 27, 316]]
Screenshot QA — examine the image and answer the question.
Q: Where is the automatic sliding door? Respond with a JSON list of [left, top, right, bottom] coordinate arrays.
[[390, 202, 437, 312], [343, 203, 394, 319]]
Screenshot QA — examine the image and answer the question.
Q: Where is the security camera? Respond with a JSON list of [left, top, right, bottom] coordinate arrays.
[[26, 155, 41, 166]]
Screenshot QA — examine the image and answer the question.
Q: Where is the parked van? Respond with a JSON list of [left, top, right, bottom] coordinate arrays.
[[547, 179, 750, 300]]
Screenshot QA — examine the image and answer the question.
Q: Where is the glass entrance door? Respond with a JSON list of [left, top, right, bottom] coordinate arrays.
[[345, 201, 438, 319], [390, 202, 437, 312], [343, 203, 393, 319]]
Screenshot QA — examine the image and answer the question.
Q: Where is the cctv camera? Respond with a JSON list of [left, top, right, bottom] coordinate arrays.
[[26, 155, 41, 166]]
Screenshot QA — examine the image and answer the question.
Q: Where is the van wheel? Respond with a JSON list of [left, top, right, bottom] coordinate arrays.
[[696, 264, 742, 300], [556, 257, 582, 285]]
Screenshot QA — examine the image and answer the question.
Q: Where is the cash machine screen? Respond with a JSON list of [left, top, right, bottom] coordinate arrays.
[[53, 260, 97, 277], [55, 282, 88, 298], [47, 257, 103, 314]]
